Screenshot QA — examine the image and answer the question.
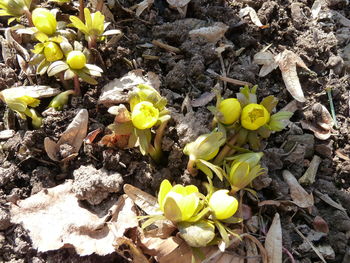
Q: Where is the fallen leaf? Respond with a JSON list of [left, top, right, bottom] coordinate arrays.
[[135, 0, 154, 17], [283, 170, 314, 208], [246, 238, 260, 263], [44, 109, 88, 162], [98, 70, 160, 107], [313, 216, 329, 234], [189, 23, 229, 43], [113, 236, 151, 263], [298, 155, 322, 185], [10, 181, 138, 256], [314, 190, 347, 211], [275, 50, 311, 102], [124, 184, 160, 215], [239, 6, 267, 28], [167, 0, 191, 7], [253, 50, 278, 77], [5, 28, 30, 61], [191, 91, 216, 107], [311, 0, 325, 19], [264, 213, 282, 263], [1, 86, 61, 99]]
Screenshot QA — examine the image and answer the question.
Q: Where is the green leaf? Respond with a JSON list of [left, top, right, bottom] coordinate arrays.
[[47, 61, 68, 76], [260, 95, 278, 113], [141, 215, 165, 229], [267, 111, 293, 131], [221, 216, 243, 224], [196, 160, 213, 179], [196, 159, 225, 181], [32, 43, 44, 54], [77, 71, 97, 84], [186, 206, 210, 223], [135, 128, 151, 155], [214, 220, 230, 248], [226, 152, 263, 167]]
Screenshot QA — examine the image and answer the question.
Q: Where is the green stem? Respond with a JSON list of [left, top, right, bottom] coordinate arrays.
[[213, 133, 238, 165], [326, 88, 338, 129], [148, 121, 168, 163]]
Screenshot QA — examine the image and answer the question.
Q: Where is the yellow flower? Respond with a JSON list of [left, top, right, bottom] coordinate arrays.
[[183, 132, 225, 161], [241, 103, 270, 130], [0, 88, 40, 113], [218, 98, 242, 125], [66, 50, 86, 69], [229, 161, 264, 193], [43, 42, 63, 62], [32, 8, 57, 35], [158, 180, 200, 222], [209, 190, 238, 220], [131, 101, 159, 130]]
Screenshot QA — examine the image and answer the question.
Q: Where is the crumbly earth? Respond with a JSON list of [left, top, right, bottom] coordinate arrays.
[[0, 0, 350, 262]]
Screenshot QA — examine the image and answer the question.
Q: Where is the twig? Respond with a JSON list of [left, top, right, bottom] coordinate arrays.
[[152, 40, 181, 54], [207, 69, 253, 87]]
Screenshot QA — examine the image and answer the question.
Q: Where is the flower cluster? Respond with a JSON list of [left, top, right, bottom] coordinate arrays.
[[101, 84, 171, 163]]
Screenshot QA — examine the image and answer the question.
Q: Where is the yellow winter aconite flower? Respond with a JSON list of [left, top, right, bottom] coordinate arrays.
[[158, 180, 200, 222], [43, 42, 63, 62], [229, 161, 264, 193], [241, 103, 270, 130], [32, 8, 57, 35], [0, 88, 40, 113], [218, 98, 241, 125], [131, 101, 159, 130], [66, 50, 86, 69], [209, 190, 238, 220], [0, 0, 31, 24]]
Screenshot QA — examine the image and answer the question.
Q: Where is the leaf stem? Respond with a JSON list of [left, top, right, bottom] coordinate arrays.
[[148, 121, 168, 163], [96, 0, 104, 12], [73, 75, 81, 95], [187, 158, 198, 176], [79, 0, 85, 23], [24, 9, 33, 27], [213, 133, 238, 165]]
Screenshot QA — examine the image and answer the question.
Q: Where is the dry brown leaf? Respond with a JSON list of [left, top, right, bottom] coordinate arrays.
[[275, 50, 311, 102], [264, 213, 282, 263], [191, 91, 216, 107], [253, 51, 278, 77], [239, 6, 266, 28], [114, 236, 151, 263], [313, 216, 329, 234], [44, 109, 88, 162], [10, 181, 138, 256], [283, 170, 314, 208], [314, 190, 347, 211], [98, 70, 160, 107], [189, 23, 229, 43], [124, 184, 160, 215], [167, 0, 191, 7], [5, 28, 30, 61], [135, 0, 154, 17], [298, 155, 322, 185]]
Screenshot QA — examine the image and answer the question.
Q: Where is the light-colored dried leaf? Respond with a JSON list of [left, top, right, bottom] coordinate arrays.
[[265, 213, 282, 263], [5, 28, 30, 61], [98, 70, 161, 107], [189, 22, 228, 43], [239, 6, 265, 27], [253, 51, 278, 77], [314, 190, 346, 211], [114, 236, 151, 263], [4, 86, 61, 98], [10, 181, 138, 256], [283, 170, 314, 208], [167, 0, 191, 8], [191, 92, 216, 107], [135, 0, 154, 17], [0, 129, 15, 140], [44, 109, 88, 161], [300, 120, 331, 140], [246, 238, 260, 263], [275, 50, 311, 102], [311, 0, 325, 19], [124, 184, 161, 215], [298, 155, 322, 185]]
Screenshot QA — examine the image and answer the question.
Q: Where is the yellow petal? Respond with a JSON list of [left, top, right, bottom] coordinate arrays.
[[209, 190, 238, 220], [131, 101, 159, 130], [163, 193, 183, 222], [158, 179, 172, 211], [218, 98, 242, 125], [241, 103, 270, 130], [32, 8, 57, 35], [229, 162, 250, 189]]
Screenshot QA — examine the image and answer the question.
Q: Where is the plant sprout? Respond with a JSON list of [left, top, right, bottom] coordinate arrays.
[[0, 88, 42, 128], [69, 7, 120, 49], [183, 132, 226, 177], [0, 0, 32, 25], [48, 90, 75, 110], [103, 84, 170, 163], [47, 41, 103, 95]]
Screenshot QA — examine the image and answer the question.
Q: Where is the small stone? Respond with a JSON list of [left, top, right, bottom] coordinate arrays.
[[316, 245, 335, 260], [0, 129, 15, 140]]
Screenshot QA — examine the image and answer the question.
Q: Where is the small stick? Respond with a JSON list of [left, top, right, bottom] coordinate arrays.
[[213, 133, 238, 165], [152, 40, 181, 54], [206, 69, 253, 87], [79, 0, 85, 23]]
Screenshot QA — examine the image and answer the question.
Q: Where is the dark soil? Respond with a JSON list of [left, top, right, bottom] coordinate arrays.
[[1, 0, 350, 262]]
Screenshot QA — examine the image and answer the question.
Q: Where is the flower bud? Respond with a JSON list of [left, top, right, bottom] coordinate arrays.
[[241, 103, 270, 130], [44, 42, 63, 62], [67, 51, 87, 69], [32, 8, 57, 35], [218, 98, 242, 125], [131, 101, 159, 130], [158, 180, 200, 222], [209, 190, 238, 220]]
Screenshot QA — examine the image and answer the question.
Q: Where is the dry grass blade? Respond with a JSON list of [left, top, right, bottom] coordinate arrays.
[[134, 0, 154, 17], [264, 213, 282, 263], [152, 40, 181, 53], [283, 170, 314, 208], [314, 190, 346, 211]]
